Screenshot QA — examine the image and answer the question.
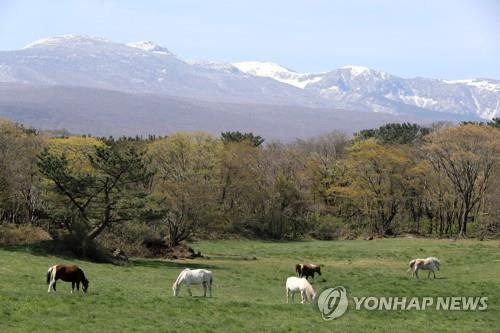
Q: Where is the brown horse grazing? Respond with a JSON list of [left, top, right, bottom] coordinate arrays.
[[47, 265, 89, 293], [295, 264, 321, 280]]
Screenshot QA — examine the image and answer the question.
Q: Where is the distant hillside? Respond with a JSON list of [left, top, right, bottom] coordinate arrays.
[[0, 84, 470, 140]]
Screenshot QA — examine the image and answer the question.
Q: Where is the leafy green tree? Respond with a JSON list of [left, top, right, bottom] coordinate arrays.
[[488, 118, 500, 130], [148, 133, 222, 246], [332, 139, 414, 235]]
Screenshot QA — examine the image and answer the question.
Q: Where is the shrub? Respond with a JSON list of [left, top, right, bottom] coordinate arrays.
[[0, 224, 52, 246]]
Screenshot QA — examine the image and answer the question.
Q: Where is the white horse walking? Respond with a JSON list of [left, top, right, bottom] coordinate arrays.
[[408, 257, 441, 279], [285, 276, 317, 304], [172, 268, 213, 297]]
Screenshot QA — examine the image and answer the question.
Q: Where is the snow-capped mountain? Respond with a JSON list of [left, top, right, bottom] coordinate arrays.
[[234, 62, 500, 119], [0, 35, 320, 106], [0, 35, 499, 122]]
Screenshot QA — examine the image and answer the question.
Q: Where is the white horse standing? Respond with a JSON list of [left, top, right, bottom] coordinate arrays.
[[172, 268, 213, 297], [285, 276, 317, 304], [408, 257, 441, 279]]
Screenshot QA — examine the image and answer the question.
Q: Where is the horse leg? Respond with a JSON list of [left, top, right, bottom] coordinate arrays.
[[432, 270, 436, 279], [415, 268, 419, 279], [202, 282, 207, 297], [300, 290, 306, 304], [48, 277, 54, 293], [71, 281, 75, 294], [48, 274, 57, 292], [187, 284, 192, 297], [286, 288, 289, 303], [428, 271, 431, 279], [209, 281, 212, 297], [76, 282, 80, 291]]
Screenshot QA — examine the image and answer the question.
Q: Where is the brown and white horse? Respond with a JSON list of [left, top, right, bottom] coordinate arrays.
[[408, 257, 441, 279], [47, 265, 89, 293], [295, 263, 321, 280]]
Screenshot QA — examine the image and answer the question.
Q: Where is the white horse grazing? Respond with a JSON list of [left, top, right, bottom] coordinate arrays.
[[172, 268, 213, 297], [285, 276, 317, 304], [408, 257, 441, 279]]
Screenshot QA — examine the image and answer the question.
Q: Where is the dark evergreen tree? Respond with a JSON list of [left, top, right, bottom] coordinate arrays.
[[221, 131, 265, 147], [38, 143, 152, 242], [357, 123, 431, 144]]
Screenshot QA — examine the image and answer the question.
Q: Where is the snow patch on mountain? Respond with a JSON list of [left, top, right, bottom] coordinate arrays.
[[186, 59, 240, 73], [399, 95, 439, 108], [233, 61, 323, 88], [340, 65, 371, 77], [126, 41, 173, 56], [443, 79, 500, 92], [23, 35, 109, 49]]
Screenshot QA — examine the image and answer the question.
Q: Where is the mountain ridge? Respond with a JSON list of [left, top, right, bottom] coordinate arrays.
[[0, 35, 498, 139], [234, 61, 500, 120], [1, 35, 498, 120]]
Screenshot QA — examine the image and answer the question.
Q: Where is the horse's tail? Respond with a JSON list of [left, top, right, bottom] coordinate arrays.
[[210, 275, 213, 286], [296, 264, 303, 276], [407, 260, 416, 273]]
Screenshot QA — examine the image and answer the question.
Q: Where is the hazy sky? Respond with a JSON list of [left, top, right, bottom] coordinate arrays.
[[1, 0, 499, 79]]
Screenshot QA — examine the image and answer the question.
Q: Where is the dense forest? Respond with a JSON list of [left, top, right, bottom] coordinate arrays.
[[1, 118, 499, 258]]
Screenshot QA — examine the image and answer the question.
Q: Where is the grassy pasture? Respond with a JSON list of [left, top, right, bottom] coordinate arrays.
[[0, 239, 498, 333]]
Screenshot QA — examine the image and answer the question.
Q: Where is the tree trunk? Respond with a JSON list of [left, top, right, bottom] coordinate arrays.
[[86, 188, 111, 240], [459, 209, 469, 237]]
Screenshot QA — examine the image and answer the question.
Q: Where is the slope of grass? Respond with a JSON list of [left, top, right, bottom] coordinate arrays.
[[0, 238, 498, 333]]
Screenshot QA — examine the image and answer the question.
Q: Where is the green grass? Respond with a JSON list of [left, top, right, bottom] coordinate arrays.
[[1, 239, 499, 332]]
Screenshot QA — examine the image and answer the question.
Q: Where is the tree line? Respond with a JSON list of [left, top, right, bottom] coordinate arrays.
[[1, 118, 499, 255]]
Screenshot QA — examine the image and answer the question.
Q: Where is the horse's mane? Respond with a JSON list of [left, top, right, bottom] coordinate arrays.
[[173, 268, 190, 288]]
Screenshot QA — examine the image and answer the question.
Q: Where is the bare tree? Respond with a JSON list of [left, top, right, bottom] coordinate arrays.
[[424, 125, 500, 237]]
